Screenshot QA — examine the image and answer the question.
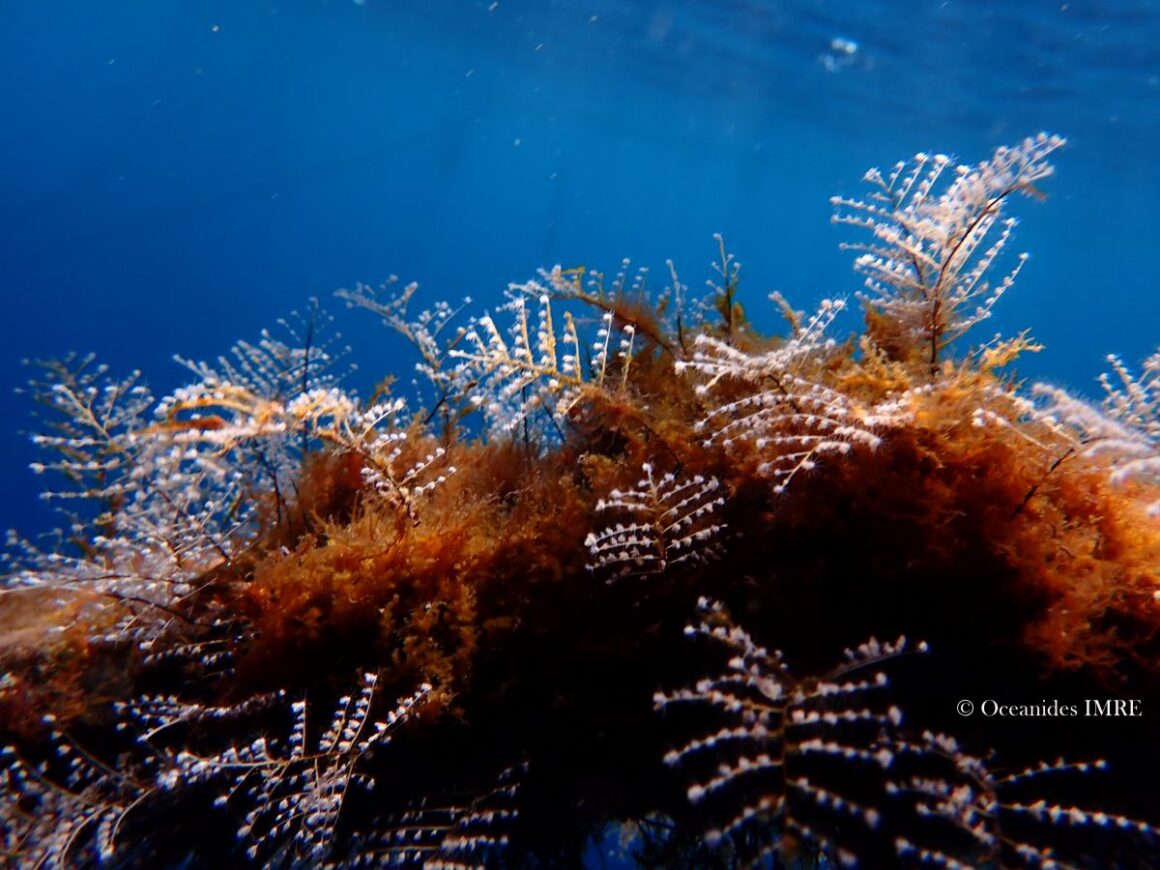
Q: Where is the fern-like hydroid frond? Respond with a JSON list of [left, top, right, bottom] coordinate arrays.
[[658, 600, 1158, 868], [8, 355, 249, 636], [1099, 348, 1159, 438], [4, 312, 452, 646], [159, 385, 454, 520], [655, 597, 918, 867], [22, 353, 154, 511], [1099, 348, 1160, 513], [450, 281, 638, 441], [676, 296, 847, 390], [585, 463, 726, 581], [5, 312, 353, 639], [679, 298, 902, 492], [336, 278, 473, 420], [832, 132, 1065, 371], [156, 303, 349, 512], [173, 301, 349, 405], [449, 284, 588, 440], [1, 724, 154, 866], [158, 303, 349, 503], [1032, 347, 1160, 515], [336, 762, 525, 869], [2, 678, 433, 867], [889, 732, 1158, 868], [286, 391, 456, 515], [154, 675, 431, 867], [13, 308, 345, 573]]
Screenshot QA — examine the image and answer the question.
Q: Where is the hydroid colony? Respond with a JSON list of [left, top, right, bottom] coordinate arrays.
[[2, 133, 1158, 867]]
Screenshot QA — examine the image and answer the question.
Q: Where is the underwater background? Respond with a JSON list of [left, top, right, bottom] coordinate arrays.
[[2, 0, 1159, 539], [2, 4, 1160, 868]]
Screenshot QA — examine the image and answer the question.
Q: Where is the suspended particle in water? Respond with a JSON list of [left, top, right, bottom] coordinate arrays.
[[819, 36, 859, 73], [831, 36, 859, 55]]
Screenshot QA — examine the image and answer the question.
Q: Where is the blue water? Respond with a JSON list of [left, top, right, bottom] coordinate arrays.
[[2, 0, 1158, 540]]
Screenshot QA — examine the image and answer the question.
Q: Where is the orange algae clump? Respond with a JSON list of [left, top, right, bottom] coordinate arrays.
[[2, 133, 1159, 868]]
